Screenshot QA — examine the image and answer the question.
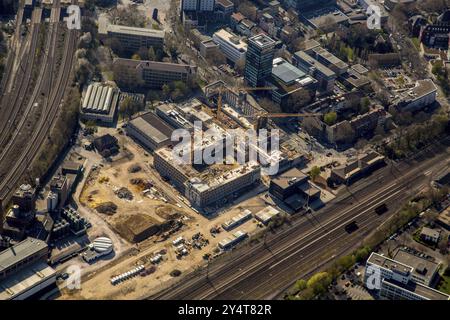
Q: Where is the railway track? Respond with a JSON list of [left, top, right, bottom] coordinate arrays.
[[148, 142, 450, 299], [0, 0, 79, 205], [0, 8, 43, 151], [0, 2, 61, 168]]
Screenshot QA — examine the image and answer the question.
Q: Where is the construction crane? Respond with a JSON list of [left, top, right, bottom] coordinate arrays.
[[244, 112, 322, 131], [215, 85, 276, 119]]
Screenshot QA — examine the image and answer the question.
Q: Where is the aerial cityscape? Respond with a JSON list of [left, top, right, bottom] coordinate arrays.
[[0, 0, 450, 304]]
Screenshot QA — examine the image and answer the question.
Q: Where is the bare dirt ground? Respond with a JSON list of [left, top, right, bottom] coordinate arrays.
[[58, 129, 267, 300]]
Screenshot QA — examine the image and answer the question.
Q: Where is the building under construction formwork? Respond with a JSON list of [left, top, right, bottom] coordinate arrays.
[[154, 147, 261, 209]]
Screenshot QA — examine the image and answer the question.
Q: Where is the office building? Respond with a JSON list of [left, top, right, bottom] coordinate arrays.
[[215, 0, 234, 19], [244, 34, 276, 87], [106, 24, 164, 52], [392, 79, 437, 112], [330, 151, 385, 185], [364, 251, 448, 300], [293, 51, 336, 92], [212, 29, 248, 64], [269, 167, 320, 210], [199, 39, 220, 59], [309, 47, 349, 76], [269, 57, 318, 106], [113, 58, 197, 89], [181, 0, 215, 11]]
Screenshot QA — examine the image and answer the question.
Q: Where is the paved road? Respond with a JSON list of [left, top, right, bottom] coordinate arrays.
[[148, 138, 450, 300]]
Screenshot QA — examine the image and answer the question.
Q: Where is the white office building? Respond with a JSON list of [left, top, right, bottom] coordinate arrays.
[[364, 252, 449, 300], [212, 29, 247, 64]]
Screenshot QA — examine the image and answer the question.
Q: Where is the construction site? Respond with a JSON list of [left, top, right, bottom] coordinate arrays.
[[52, 76, 374, 300]]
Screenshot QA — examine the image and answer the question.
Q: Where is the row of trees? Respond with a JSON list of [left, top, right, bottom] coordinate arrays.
[[432, 61, 450, 96], [382, 113, 450, 159], [0, 27, 7, 85], [323, 25, 393, 63]]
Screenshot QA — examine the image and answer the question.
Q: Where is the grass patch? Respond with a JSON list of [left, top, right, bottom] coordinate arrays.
[[437, 274, 450, 294], [411, 37, 420, 50]]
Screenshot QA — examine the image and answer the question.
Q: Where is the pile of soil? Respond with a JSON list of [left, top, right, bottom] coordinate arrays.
[[95, 202, 118, 215], [113, 213, 160, 243], [128, 164, 142, 173], [115, 187, 133, 200], [130, 178, 153, 190]]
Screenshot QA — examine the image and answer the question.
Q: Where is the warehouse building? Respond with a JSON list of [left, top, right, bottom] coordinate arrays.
[[80, 83, 120, 124], [105, 24, 164, 52], [0, 238, 56, 300], [126, 111, 176, 151]]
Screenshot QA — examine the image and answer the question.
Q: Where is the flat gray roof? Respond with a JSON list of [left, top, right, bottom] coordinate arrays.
[[107, 24, 165, 38], [271, 168, 307, 190], [249, 34, 276, 48], [294, 51, 336, 77], [129, 112, 175, 144], [0, 261, 55, 300], [383, 278, 449, 300], [312, 47, 349, 71], [0, 238, 48, 274], [393, 248, 440, 283], [272, 59, 307, 85]]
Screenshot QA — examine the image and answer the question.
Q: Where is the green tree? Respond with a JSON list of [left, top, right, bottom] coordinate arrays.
[[306, 272, 332, 295], [310, 166, 321, 181], [359, 97, 370, 114], [131, 53, 141, 60], [148, 47, 157, 61], [120, 96, 140, 120], [162, 84, 171, 99], [324, 112, 337, 125]]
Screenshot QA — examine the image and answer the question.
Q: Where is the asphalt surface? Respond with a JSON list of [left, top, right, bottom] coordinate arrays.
[[149, 137, 450, 300]]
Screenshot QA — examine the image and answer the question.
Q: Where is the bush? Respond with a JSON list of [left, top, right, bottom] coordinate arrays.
[[170, 269, 182, 277], [324, 112, 337, 125]]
